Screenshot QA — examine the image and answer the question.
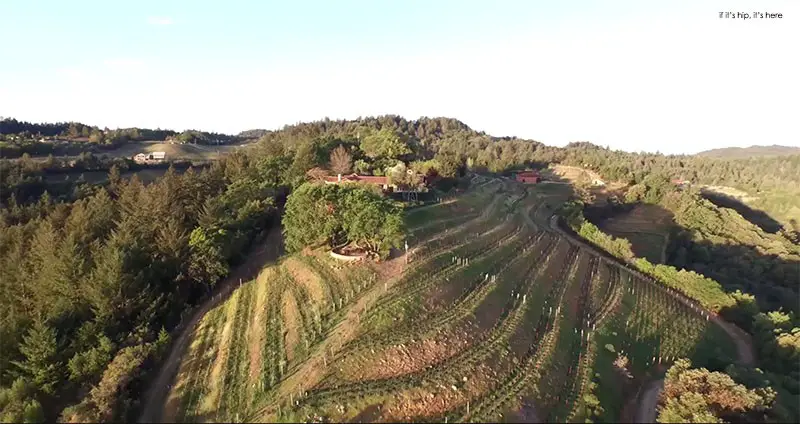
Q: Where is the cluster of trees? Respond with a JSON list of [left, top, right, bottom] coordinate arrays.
[[249, 118, 800, 230], [253, 120, 465, 191], [7, 117, 800, 226], [658, 359, 775, 423], [0, 119, 74, 138], [1, 153, 131, 208], [0, 149, 289, 421], [282, 183, 404, 259], [168, 130, 237, 145], [0, 152, 202, 211], [0, 119, 177, 144]]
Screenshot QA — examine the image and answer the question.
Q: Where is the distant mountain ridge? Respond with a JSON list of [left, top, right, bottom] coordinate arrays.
[[696, 145, 800, 159]]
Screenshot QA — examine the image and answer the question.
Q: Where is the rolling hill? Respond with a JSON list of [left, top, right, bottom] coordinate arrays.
[[695, 144, 800, 159], [144, 178, 741, 423]]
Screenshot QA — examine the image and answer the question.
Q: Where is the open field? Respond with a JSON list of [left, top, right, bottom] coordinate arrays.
[[700, 185, 758, 203], [100, 141, 245, 161], [146, 176, 741, 423], [597, 204, 674, 264], [29, 140, 251, 162], [542, 164, 627, 204]]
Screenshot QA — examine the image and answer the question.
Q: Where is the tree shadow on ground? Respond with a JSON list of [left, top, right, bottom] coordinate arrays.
[[690, 240, 800, 317], [700, 189, 784, 234]]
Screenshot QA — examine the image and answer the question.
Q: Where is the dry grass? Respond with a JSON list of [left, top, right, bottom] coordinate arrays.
[[600, 204, 673, 263], [199, 292, 239, 415], [281, 291, 301, 363], [99, 141, 237, 161], [545, 164, 604, 183], [284, 258, 326, 305], [162, 317, 218, 422], [701, 185, 759, 203], [542, 164, 628, 204], [249, 258, 409, 421], [247, 276, 270, 389]]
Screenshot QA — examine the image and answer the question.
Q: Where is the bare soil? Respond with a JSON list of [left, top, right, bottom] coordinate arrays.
[[701, 185, 758, 203], [342, 336, 470, 382], [160, 318, 217, 423], [380, 364, 495, 421]]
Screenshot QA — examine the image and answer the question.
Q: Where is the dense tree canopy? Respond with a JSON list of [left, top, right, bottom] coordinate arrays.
[[0, 150, 289, 421], [282, 183, 404, 258], [658, 359, 775, 423]]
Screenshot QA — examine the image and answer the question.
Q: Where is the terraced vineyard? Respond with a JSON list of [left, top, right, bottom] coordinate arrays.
[[155, 177, 742, 423]]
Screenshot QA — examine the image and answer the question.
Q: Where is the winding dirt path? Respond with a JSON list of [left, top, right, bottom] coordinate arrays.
[[137, 225, 284, 423], [634, 379, 665, 423], [632, 317, 755, 423]]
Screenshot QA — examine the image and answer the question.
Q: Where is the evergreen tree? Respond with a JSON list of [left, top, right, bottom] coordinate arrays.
[[12, 321, 62, 394]]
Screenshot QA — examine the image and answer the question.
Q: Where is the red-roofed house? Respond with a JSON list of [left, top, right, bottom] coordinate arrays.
[[515, 170, 540, 184], [323, 173, 394, 191]]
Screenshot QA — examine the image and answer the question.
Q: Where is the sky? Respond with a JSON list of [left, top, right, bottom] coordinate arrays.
[[0, 0, 798, 154]]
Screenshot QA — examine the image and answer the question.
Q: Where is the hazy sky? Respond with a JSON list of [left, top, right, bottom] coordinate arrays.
[[1, 0, 797, 153]]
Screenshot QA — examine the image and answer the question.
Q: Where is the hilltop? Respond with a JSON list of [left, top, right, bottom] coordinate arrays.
[[696, 144, 800, 159]]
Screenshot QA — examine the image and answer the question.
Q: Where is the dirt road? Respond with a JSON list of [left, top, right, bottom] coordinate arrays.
[[631, 315, 756, 422], [137, 225, 284, 423]]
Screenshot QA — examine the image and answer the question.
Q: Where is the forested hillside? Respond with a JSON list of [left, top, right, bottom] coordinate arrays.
[[0, 151, 289, 421], [6, 115, 800, 229], [557, 143, 800, 231], [696, 145, 800, 159]]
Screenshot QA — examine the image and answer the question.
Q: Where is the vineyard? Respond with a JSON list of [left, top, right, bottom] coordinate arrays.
[[158, 176, 741, 423]]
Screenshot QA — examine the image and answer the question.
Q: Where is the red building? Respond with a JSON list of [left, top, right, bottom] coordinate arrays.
[[515, 171, 540, 184]]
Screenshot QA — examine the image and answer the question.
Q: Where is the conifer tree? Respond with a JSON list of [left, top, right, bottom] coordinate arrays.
[[12, 321, 62, 394]]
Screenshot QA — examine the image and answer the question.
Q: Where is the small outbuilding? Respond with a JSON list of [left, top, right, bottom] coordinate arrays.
[[515, 171, 540, 184]]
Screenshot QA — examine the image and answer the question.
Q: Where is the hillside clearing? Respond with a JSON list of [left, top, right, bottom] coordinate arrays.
[[598, 204, 674, 264]]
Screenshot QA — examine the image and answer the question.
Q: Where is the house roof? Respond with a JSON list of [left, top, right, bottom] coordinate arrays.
[[323, 174, 389, 185], [151, 151, 166, 159], [516, 171, 540, 177]]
